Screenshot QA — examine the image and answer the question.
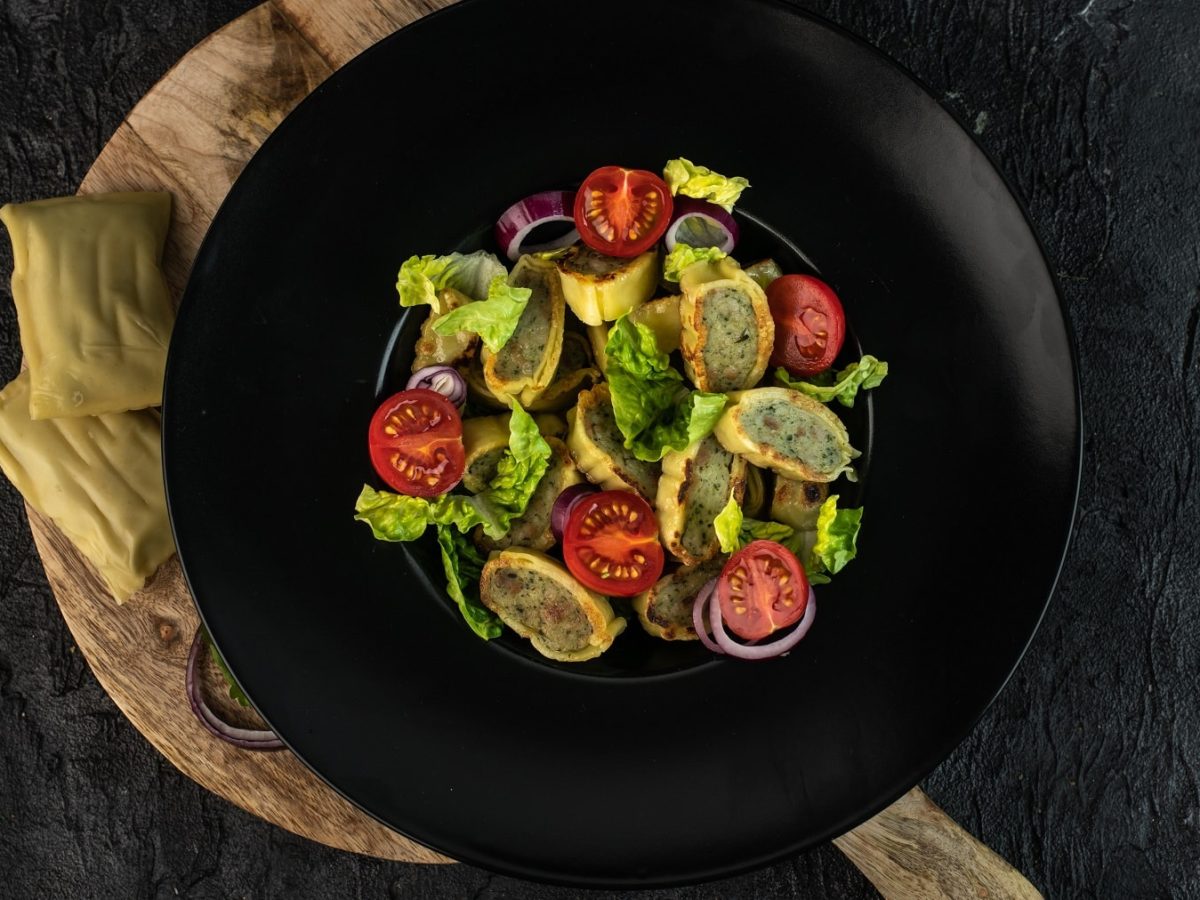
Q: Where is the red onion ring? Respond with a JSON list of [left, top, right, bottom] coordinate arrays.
[[406, 365, 467, 410], [692, 578, 723, 653], [186, 630, 284, 750], [707, 586, 817, 660], [551, 484, 598, 544], [663, 197, 740, 253], [495, 190, 580, 261]]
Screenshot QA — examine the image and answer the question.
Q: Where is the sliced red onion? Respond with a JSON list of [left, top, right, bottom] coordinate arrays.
[[707, 586, 817, 660], [551, 483, 597, 544], [495, 190, 580, 261], [692, 578, 723, 653], [664, 197, 740, 253], [406, 365, 467, 410], [186, 630, 284, 750]]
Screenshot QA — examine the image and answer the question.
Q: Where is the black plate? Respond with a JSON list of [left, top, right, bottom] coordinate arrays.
[[163, 0, 1080, 887]]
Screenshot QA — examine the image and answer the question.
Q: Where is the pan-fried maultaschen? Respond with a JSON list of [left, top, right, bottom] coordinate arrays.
[[679, 258, 773, 392], [483, 255, 565, 406], [480, 548, 626, 661], [713, 387, 859, 483], [656, 434, 746, 566]]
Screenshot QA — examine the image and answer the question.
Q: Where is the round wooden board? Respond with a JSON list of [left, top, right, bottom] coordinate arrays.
[[27, 0, 1042, 893]]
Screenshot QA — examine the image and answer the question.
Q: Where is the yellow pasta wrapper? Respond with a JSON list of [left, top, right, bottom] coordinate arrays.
[[0, 192, 174, 418], [0, 371, 175, 603]]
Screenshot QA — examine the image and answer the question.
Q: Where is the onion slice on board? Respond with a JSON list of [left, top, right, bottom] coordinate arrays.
[[495, 190, 580, 261], [186, 629, 284, 750]]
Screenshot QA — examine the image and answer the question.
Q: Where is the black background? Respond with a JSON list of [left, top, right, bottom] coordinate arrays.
[[0, 1, 1196, 898]]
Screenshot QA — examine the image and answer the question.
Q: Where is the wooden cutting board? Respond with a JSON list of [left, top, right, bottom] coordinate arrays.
[[26, 1, 1041, 894]]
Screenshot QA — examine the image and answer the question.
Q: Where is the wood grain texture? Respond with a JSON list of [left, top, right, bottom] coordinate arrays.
[[29, 0, 1040, 889], [834, 789, 1043, 899]]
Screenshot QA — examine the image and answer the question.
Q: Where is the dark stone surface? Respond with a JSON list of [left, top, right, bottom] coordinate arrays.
[[0, 0, 1196, 897]]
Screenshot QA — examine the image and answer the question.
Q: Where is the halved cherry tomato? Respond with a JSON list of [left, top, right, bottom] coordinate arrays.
[[574, 166, 673, 258], [562, 490, 665, 596], [368, 388, 465, 497], [767, 274, 846, 376], [717, 540, 809, 641]]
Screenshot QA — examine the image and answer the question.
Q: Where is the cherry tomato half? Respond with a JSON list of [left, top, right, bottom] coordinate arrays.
[[574, 166, 673, 258], [717, 540, 810, 641], [562, 490, 665, 596], [367, 388, 465, 497], [767, 274, 847, 377]]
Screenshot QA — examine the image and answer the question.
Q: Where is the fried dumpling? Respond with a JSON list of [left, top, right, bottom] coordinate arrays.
[[480, 548, 626, 662], [656, 434, 746, 566], [482, 255, 565, 407], [713, 387, 859, 483], [633, 556, 726, 641], [678, 257, 773, 392]]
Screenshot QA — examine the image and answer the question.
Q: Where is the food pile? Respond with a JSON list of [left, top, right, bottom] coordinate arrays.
[[355, 159, 888, 663]]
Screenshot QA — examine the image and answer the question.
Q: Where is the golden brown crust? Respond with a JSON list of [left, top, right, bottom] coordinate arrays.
[[479, 548, 626, 661], [482, 256, 566, 407], [656, 436, 746, 566], [679, 268, 773, 392]]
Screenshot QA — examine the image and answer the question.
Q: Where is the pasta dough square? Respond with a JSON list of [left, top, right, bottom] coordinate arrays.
[[0, 371, 175, 603], [0, 191, 174, 419]]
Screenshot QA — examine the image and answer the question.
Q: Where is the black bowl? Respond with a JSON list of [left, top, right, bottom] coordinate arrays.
[[163, 0, 1080, 887]]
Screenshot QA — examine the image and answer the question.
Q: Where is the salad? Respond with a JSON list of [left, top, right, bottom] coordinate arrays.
[[353, 159, 888, 663]]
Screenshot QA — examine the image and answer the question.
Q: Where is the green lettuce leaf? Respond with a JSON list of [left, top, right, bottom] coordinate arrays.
[[629, 391, 727, 462], [775, 355, 889, 408], [796, 494, 864, 585], [430, 275, 531, 352], [662, 244, 728, 282], [395, 251, 508, 309], [353, 402, 551, 541], [714, 493, 744, 554], [663, 158, 750, 212], [353, 485, 483, 542], [809, 495, 863, 576], [436, 525, 502, 640], [604, 317, 726, 461], [477, 401, 551, 536], [714, 492, 799, 554]]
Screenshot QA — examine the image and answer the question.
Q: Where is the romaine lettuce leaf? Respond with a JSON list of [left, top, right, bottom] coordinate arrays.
[[431, 275, 532, 352], [715, 492, 800, 554], [809, 495, 863, 577], [775, 355, 889, 409], [436, 525, 502, 640], [714, 493, 744, 554], [662, 244, 728, 282], [663, 158, 750, 212], [477, 400, 551, 535], [604, 317, 725, 461], [395, 251, 508, 309]]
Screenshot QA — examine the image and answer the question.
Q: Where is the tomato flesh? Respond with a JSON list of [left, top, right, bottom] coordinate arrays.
[[767, 274, 847, 376], [368, 388, 465, 497], [562, 490, 664, 596], [574, 166, 673, 258], [717, 540, 809, 641]]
